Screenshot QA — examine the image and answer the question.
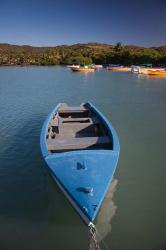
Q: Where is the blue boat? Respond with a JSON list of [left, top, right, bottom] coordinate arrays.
[[40, 103, 120, 225]]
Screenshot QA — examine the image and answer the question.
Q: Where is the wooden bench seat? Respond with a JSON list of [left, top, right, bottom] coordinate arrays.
[[61, 117, 91, 123], [51, 116, 99, 125], [58, 109, 86, 113], [59, 104, 86, 112], [47, 136, 110, 151]]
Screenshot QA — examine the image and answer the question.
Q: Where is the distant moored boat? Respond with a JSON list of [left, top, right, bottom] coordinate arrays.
[[71, 66, 96, 72], [94, 65, 103, 68], [131, 65, 140, 73], [67, 65, 80, 68], [107, 66, 131, 72], [147, 69, 166, 75], [138, 67, 165, 74]]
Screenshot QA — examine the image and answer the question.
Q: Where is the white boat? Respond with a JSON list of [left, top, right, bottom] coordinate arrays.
[[94, 65, 103, 68], [67, 65, 80, 68], [131, 66, 140, 73]]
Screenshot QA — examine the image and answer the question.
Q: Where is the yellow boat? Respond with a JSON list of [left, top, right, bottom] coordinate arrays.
[[107, 67, 131, 72], [71, 67, 96, 72], [139, 67, 165, 74], [147, 70, 166, 75]]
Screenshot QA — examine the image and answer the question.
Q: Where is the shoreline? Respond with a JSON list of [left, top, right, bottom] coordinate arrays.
[[0, 64, 65, 67]]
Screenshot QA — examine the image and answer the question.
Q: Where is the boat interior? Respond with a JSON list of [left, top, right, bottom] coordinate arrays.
[[46, 103, 112, 153]]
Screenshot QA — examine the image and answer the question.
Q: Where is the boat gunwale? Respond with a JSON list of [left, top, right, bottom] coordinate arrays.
[[40, 103, 61, 158], [88, 102, 120, 152]]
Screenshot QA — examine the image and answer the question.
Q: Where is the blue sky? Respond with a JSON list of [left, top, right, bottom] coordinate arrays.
[[0, 0, 166, 47]]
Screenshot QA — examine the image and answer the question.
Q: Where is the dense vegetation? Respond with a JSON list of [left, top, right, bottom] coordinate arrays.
[[0, 42, 166, 66]]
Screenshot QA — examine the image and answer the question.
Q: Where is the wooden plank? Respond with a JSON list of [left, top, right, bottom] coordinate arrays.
[[58, 109, 87, 113], [47, 136, 110, 151], [60, 116, 100, 125], [61, 117, 90, 123], [58, 123, 93, 134], [59, 105, 86, 112]]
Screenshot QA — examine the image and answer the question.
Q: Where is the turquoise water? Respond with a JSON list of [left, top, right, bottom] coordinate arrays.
[[0, 66, 166, 250]]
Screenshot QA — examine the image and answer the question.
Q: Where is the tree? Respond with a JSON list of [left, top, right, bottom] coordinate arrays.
[[114, 42, 124, 52]]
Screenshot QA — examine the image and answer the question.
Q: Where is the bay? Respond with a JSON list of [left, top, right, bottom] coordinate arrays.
[[0, 66, 166, 250]]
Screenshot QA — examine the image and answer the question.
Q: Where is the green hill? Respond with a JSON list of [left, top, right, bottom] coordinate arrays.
[[0, 42, 165, 66]]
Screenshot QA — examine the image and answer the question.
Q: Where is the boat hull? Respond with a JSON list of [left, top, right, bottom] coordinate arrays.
[[71, 67, 96, 72], [147, 70, 166, 75], [107, 67, 131, 72], [138, 67, 165, 74]]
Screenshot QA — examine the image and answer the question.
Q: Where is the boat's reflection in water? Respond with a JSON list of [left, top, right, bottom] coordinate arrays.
[[96, 179, 118, 241], [89, 179, 118, 250], [147, 75, 166, 79], [136, 74, 166, 80]]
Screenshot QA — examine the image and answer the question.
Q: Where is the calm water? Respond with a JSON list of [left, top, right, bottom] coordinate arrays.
[[0, 66, 166, 250]]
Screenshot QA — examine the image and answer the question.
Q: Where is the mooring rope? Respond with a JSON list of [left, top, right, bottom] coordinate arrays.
[[89, 223, 101, 250], [89, 223, 111, 250]]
